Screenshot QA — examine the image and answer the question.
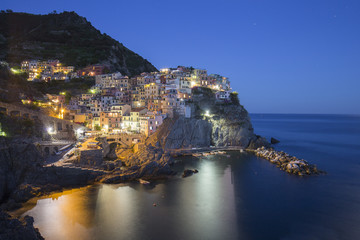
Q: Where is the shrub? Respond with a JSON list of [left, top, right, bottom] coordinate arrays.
[[230, 92, 240, 106]]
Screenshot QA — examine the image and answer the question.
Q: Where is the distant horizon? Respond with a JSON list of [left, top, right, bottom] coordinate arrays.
[[2, 0, 360, 115]]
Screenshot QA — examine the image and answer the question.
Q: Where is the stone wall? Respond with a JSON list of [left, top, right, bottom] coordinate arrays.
[[76, 149, 103, 166]]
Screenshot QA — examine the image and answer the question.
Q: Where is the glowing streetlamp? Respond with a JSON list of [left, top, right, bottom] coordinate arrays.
[[103, 125, 109, 133], [60, 109, 64, 119], [47, 127, 55, 135]]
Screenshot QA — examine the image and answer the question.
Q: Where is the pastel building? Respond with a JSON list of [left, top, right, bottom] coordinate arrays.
[[144, 82, 162, 99], [140, 113, 166, 136], [100, 112, 122, 130], [122, 108, 148, 132]]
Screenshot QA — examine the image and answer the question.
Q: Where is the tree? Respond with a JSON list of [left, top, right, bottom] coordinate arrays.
[[230, 92, 240, 106], [65, 92, 72, 104]]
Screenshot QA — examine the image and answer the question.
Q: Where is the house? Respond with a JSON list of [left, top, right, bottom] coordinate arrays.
[[122, 108, 148, 132], [77, 64, 106, 77], [215, 91, 231, 101], [110, 104, 131, 116], [100, 112, 122, 131], [144, 82, 161, 99]]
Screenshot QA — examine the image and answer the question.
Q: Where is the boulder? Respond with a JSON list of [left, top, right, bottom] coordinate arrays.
[[271, 137, 280, 144], [182, 169, 199, 178]]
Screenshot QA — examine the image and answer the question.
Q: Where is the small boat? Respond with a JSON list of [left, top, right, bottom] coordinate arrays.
[[139, 179, 150, 185], [240, 149, 244, 153]]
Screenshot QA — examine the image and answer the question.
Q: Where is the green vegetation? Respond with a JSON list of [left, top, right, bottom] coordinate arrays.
[[0, 11, 157, 76], [32, 78, 95, 96], [192, 87, 215, 97], [230, 92, 240, 106], [0, 113, 42, 137], [0, 65, 40, 103]]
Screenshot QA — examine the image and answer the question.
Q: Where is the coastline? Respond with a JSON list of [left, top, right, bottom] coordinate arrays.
[[3, 144, 323, 213], [0, 143, 324, 240]]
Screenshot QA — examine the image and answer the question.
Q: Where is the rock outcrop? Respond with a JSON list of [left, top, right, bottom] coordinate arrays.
[[247, 135, 271, 149], [271, 137, 280, 144], [189, 87, 258, 148], [0, 210, 44, 240], [164, 118, 212, 149], [182, 169, 199, 178], [0, 137, 44, 204], [0, 137, 47, 239]]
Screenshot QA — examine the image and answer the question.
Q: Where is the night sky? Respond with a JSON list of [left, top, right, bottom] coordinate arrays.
[[3, 0, 360, 114]]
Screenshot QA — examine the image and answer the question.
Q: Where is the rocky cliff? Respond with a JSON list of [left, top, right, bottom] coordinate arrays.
[[0, 137, 45, 239], [0, 137, 44, 204], [0, 11, 157, 76], [153, 87, 269, 150], [0, 137, 102, 208]]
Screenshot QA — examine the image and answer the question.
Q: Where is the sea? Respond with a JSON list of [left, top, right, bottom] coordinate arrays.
[[17, 114, 360, 240]]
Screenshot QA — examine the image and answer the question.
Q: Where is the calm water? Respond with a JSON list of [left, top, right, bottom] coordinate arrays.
[[19, 114, 360, 240]]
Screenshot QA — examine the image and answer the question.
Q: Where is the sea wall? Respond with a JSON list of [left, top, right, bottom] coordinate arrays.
[[252, 147, 322, 176]]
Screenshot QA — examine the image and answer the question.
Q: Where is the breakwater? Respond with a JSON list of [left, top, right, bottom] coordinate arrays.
[[251, 147, 323, 176]]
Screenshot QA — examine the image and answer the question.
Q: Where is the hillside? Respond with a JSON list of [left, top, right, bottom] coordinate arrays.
[[0, 11, 157, 76]]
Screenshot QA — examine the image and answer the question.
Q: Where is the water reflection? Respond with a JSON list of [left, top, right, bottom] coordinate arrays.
[[23, 187, 99, 240], [21, 156, 240, 240], [181, 158, 238, 239]]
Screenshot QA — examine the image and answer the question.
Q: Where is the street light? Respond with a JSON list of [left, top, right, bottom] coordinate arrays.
[[103, 125, 109, 133], [47, 127, 55, 135]]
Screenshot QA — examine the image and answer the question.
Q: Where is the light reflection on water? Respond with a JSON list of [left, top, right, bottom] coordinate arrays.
[[21, 156, 240, 240]]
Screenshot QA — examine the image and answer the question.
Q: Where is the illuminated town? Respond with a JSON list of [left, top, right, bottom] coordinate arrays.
[[19, 61, 232, 138]]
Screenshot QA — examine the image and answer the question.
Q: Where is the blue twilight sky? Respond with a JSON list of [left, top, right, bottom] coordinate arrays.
[[3, 0, 360, 114]]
